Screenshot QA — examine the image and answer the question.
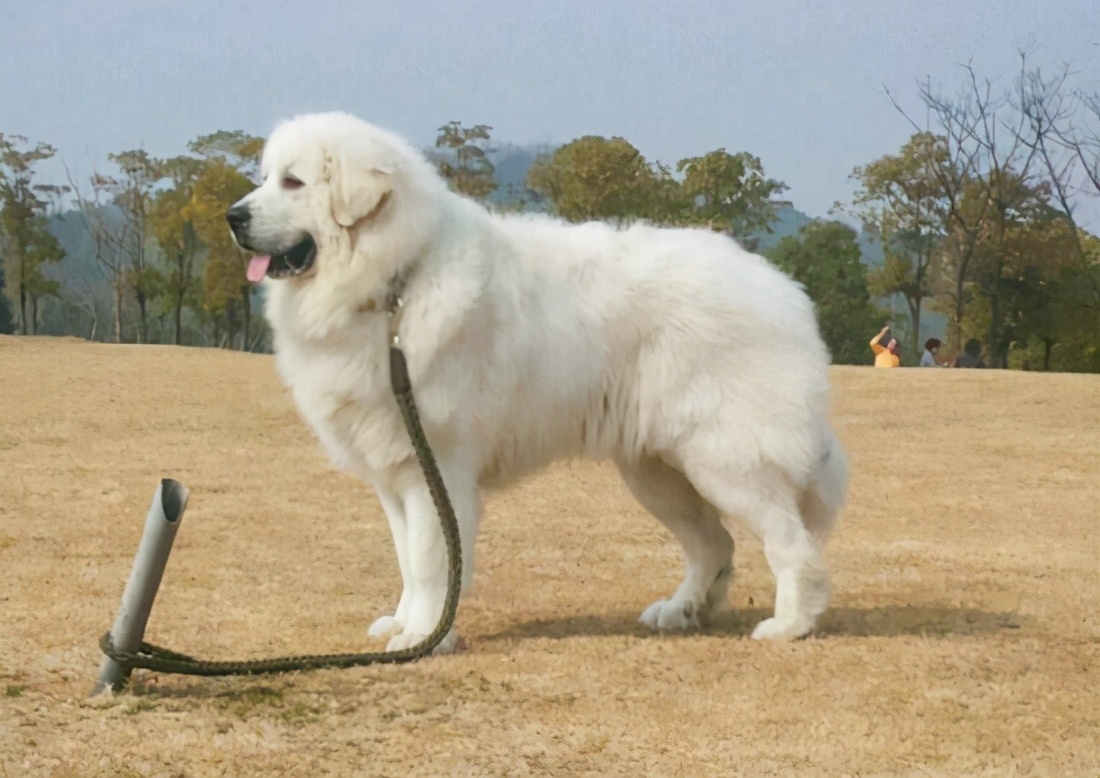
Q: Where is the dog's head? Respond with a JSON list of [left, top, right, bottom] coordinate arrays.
[[227, 112, 434, 289]]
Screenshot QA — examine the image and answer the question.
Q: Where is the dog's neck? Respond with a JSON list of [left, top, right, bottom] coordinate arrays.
[[354, 263, 416, 316], [382, 264, 416, 346]]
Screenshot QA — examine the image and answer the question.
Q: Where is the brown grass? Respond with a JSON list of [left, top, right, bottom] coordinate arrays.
[[1, 334, 1098, 776]]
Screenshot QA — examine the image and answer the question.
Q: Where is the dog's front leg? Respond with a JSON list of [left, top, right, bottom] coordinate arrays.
[[384, 467, 479, 654], [366, 483, 414, 640]]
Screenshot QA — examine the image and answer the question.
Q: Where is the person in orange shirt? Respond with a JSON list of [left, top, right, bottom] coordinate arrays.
[[870, 326, 900, 368]]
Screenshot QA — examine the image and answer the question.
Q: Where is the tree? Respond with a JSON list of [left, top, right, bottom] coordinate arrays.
[[767, 220, 886, 364], [676, 148, 788, 245], [527, 136, 659, 224], [846, 132, 947, 354], [434, 121, 498, 201], [150, 155, 205, 345], [188, 130, 263, 181], [991, 213, 1079, 370], [968, 170, 1058, 367], [1012, 52, 1100, 370], [0, 262, 15, 334], [67, 168, 128, 343], [185, 159, 255, 349], [526, 136, 788, 239], [67, 150, 164, 343], [185, 132, 263, 350], [22, 219, 64, 334], [0, 134, 67, 335], [887, 72, 1008, 353], [106, 149, 164, 343]]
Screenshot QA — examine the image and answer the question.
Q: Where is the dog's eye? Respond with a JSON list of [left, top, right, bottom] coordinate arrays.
[[282, 175, 304, 190]]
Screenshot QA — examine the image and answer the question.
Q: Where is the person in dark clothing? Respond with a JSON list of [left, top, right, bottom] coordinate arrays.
[[954, 339, 987, 368]]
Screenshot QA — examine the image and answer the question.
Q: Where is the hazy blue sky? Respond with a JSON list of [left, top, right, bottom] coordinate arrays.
[[3, 0, 1098, 224]]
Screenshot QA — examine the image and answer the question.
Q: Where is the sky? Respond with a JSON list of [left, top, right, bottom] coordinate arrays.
[[2, 0, 1099, 225]]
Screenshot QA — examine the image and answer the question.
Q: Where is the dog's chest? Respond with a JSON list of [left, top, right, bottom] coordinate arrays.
[[276, 338, 411, 476]]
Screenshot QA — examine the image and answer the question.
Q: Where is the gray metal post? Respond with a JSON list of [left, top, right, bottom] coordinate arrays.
[[91, 478, 189, 695]]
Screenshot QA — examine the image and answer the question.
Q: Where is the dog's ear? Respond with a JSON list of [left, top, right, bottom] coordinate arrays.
[[327, 138, 395, 228]]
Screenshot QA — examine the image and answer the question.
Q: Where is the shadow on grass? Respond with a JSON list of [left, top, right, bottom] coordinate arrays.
[[485, 604, 1030, 642], [113, 607, 1028, 699]]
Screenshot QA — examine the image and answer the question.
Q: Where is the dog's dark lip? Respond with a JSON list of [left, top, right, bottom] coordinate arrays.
[[266, 235, 317, 279]]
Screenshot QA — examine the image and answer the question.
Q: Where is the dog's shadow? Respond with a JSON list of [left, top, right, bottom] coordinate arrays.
[[485, 604, 1028, 642], [119, 605, 1026, 701]]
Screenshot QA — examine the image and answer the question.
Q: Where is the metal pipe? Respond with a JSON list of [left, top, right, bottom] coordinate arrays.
[[91, 478, 189, 696]]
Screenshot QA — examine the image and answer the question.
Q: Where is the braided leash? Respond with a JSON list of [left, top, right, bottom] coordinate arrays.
[[99, 277, 462, 677]]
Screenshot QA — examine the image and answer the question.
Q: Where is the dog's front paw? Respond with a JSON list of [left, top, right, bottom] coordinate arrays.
[[640, 597, 700, 631], [750, 616, 813, 641], [385, 628, 458, 655], [367, 615, 405, 639]]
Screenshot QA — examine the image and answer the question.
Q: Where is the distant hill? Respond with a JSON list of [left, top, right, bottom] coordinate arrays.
[[752, 206, 814, 251], [755, 205, 888, 267]]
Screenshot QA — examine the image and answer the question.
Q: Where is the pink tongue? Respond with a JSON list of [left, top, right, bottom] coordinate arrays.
[[246, 255, 272, 283]]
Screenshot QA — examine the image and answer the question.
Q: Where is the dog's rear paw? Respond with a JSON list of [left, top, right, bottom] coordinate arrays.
[[640, 597, 700, 631], [750, 616, 813, 641], [386, 628, 459, 655], [367, 615, 404, 639]]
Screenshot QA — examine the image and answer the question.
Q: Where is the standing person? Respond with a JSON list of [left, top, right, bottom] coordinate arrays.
[[954, 338, 987, 368], [869, 326, 900, 368], [921, 338, 943, 367]]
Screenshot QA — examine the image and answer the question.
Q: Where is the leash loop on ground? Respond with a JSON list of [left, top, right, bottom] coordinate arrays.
[[99, 275, 462, 678]]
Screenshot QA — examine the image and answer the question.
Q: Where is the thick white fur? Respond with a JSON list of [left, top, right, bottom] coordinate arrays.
[[231, 112, 848, 652]]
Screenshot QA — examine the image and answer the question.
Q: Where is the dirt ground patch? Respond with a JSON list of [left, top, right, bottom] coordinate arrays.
[[1, 335, 1097, 776]]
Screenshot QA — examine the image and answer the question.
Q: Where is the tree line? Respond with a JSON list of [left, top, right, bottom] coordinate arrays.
[[0, 130, 264, 349], [843, 52, 1100, 371], [2, 52, 1098, 369]]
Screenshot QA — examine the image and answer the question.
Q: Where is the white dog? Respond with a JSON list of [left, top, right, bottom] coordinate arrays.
[[227, 112, 848, 652]]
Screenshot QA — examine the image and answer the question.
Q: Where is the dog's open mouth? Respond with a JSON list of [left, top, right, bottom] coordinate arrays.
[[246, 235, 317, 283]]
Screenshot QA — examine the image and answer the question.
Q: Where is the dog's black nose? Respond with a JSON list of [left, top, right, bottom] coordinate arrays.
[[226, 204, 251, 230]]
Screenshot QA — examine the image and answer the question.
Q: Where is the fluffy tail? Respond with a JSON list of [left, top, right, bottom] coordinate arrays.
[[800, 425, 848, 542]]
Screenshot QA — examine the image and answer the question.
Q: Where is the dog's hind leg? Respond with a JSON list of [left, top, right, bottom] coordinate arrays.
[[616, 454, 734, 630], [682, 459, 831, 640]]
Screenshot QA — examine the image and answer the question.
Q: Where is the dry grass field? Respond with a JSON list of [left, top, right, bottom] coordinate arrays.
[[1, 334, 1098, 776]]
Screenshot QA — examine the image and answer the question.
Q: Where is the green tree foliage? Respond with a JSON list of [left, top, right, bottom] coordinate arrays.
[[1008, 57, 1100, 371], [150, 155, 205, 345], [1043, 233, 1100, 372], [527, 136, 659, 223], [965, 171, 1058, 367], [189, 131, 266, 349], [991, 216, 1081, 370], [526, 136, 789, 240], [873, 54, 1100, 370], [767, 221, 886, 365], [434, 122, 498, 201], [846, 132, 947, 354], [185, 159, 256, 349], [145, 131, 264, 349], [676, 149, 789, 245], [0, 134, 66, 335], [188, 130, 263, 181]]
